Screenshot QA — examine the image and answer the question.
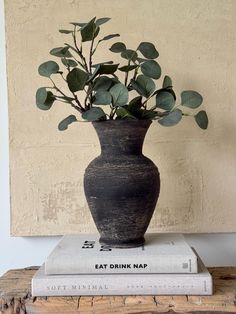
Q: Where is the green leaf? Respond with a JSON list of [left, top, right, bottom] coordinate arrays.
[[80, 17, 96, 42], [94, 26, 100, 39], [59, 29, 73, 34], [116, 107, 137, 120], [94, 91, 112, 105], [95, 17, 110, 26], [110, 83, 129, 106], [141, 60, 161, 79], [128, 96, 142, 112], [66, 68, 89, 92], [163, 75, 172, 88], [181, 90, 203, 108], [158, 109, 182, 127], [138, 42, 159, 59], [121, 49, 138, 62], [131, 75, 155, 98], [142, 110, 159, 119], [61, 58, 77, 67], [92, 61, 113, 67], [194, 110, 208, 129], [70, 22, 86, 27], [82, 107, 106, 121], [38, 61, 59, 77], [36, 88, 55, 110], [118, 64, 138, 72], [97, 63, 119, 75], [100, 33, 120, 41], [58, 115, 77, 131], [93, 76, 113, 91], [50, 46, 72, 58], [156, 91, 175, 110], [110, 42, 126, 53]]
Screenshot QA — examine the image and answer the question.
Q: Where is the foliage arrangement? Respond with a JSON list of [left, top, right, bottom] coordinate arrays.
[[36, 17, 208, 131]]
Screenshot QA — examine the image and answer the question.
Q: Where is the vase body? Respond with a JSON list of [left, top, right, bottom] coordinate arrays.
[[84, 120, 160, 248]]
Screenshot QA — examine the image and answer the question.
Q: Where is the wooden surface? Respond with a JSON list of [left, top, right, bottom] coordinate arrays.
[[0, 267, 236, 314]]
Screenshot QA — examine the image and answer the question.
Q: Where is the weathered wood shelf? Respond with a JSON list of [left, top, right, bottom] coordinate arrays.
[[0, 267, 236, 313]]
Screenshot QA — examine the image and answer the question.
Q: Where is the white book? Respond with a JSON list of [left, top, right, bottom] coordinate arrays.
[[45, 234, 198, 275], [32, 256, 212, 296]]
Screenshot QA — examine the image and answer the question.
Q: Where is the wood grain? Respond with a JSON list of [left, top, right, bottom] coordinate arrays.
[[1, 267, 236, 313]]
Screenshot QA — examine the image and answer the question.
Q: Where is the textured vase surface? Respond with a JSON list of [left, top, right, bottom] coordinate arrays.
[[84, 119, 160, 248]]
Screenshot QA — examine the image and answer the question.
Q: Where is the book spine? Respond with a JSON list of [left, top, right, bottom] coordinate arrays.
[[45, 255, 198, 275], [32, 274, 212, 296]]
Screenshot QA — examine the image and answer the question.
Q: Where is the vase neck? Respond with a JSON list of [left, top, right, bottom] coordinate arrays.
[[92, 120, 152, 156]]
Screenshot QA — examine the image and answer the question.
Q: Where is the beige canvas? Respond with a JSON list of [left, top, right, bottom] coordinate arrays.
[[5, 0, 236, 236]]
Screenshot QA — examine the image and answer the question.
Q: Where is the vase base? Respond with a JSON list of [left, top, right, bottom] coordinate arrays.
[[99, 236, 145, 248]]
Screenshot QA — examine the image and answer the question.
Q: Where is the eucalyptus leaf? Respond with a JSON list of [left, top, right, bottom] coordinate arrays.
[[93, 76, 113, 91], [36, 88, 55, 110], [131, 75, 155, 98], [110, 42, 126, 53], [181, 90, 203, 108], [158, 109, 182, 127], [91, 61, 113, 67], [97, 63, 119, 75], [58, 115, 77, 131], [50, 46, 72, 58], [80, 17, 96, 42], [110, 83, 129, 106], [138, 42, 159, 59], [96, 17, 110, 26], [163, 75, 172, 88], [100, 33, 120, 41], [70, 22, 86, 27], [156, 91, 175, 110], [82, 107, 106, 121], [66, 68, 89, 92], [141, 60, 161, 79], [116, 107, 137, 120], [38, 61, 59, 77], [128, 96, 142, 113], [94, 91, 112, 105], [118, 64, 138, 72], [194, 110, 208, 129], [61, 58, 78, 67], [94, 26, 100, 39], [59, 29, 73, 34], [121, 49, 138, 62]]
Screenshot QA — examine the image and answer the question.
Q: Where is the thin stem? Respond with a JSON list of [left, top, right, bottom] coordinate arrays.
[[124, 60, 131, 86], [72, 27, 89, 72], [89, 37, 95, 73]]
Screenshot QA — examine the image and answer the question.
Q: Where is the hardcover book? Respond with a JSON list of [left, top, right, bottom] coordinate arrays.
[[32, 256, 212, 296], [45, 233, 197, 275]]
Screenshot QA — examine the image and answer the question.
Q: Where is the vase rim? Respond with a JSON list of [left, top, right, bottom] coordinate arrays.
[[92, 119, 152, 126]]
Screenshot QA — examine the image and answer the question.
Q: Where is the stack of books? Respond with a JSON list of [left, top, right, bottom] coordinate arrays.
[[32, 234, 213, 296]]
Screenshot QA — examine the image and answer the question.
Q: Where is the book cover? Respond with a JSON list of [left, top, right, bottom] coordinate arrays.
[[32, 255, 212, 296], [45, 234, 197, 274]]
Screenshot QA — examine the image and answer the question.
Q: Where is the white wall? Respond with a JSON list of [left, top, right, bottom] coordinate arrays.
[[0, 0, 236, 276]]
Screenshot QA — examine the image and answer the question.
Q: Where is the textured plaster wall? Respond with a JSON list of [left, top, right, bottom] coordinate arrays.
[[5, 0, 236, 236]]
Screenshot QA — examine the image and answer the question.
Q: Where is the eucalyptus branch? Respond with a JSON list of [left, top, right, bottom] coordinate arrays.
[[89, 37, 95, 73], [72, 26, 89, 72], [124, 60, 131, 86]]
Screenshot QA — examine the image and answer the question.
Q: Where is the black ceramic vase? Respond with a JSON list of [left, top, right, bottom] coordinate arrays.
[[84, 120, 160, 248]]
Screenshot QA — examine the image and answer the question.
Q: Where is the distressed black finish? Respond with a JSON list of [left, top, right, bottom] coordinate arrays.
[[84, 120, 160, 248]]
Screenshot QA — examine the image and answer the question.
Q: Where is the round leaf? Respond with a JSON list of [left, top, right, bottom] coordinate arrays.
[[61, 58, 77, 67], [194, 110, 208, 129], [121, 49, 138, 62], [38, 61, 59, 77], [94, 91, 112, 105], [36, 88, 55, 110], [156, 91, 175, 110], [50, 47, 72, 57], [96, 64, 119, 75], [93, 76, 113, 91], [138, 42, 159, 59], [58, 115, 77, 131], [158, 109, 182, 127], [110, 42, 126, 53], [131, 75, 155, 98], [141, 60, 161, 79], [66, 68, 89, 92], [181, 90, 203, 108], [82, 107, 106, 121], [110, 83, 129, 106]]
